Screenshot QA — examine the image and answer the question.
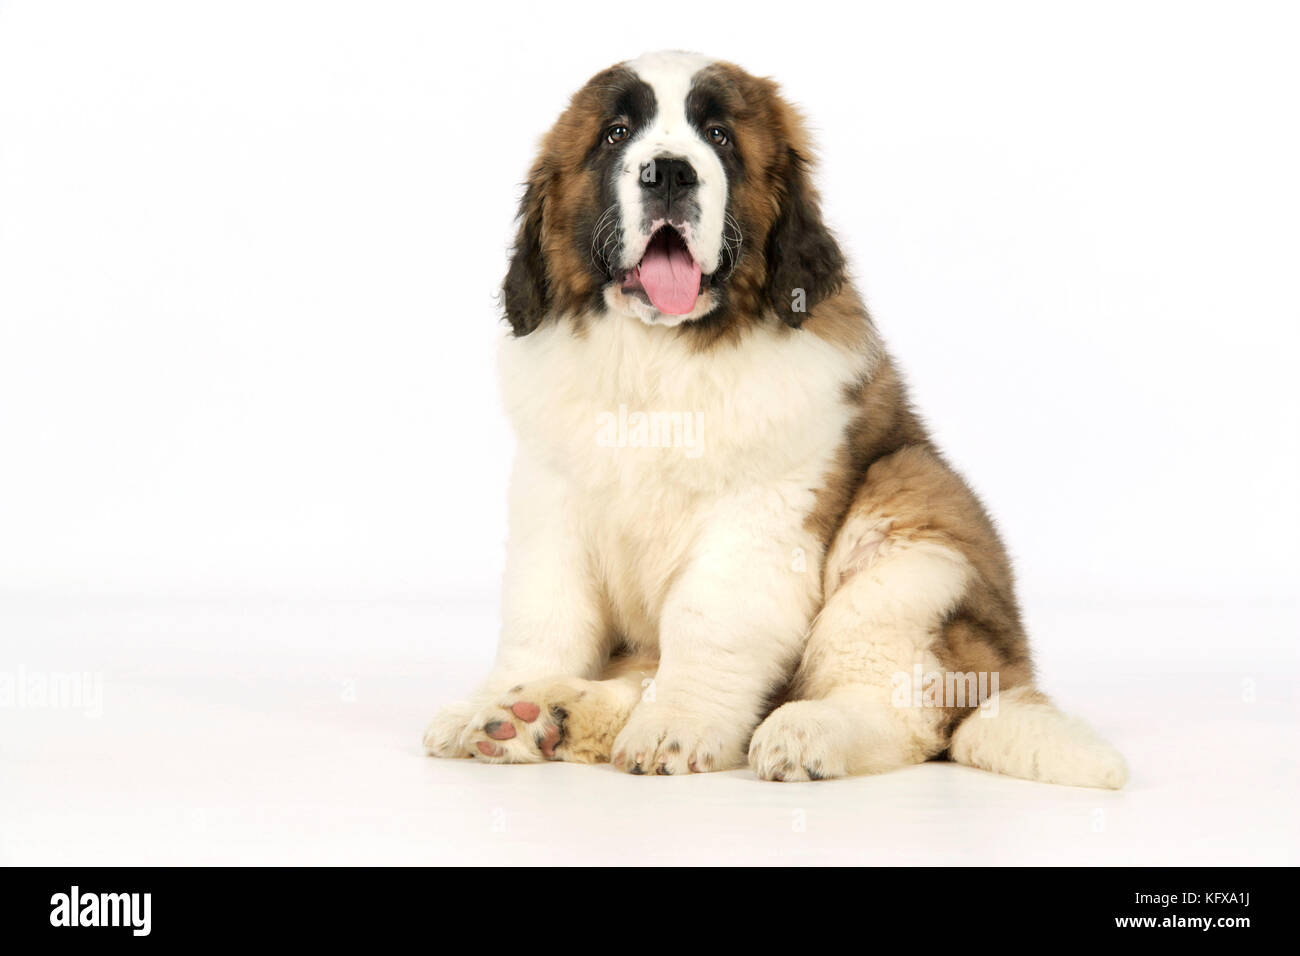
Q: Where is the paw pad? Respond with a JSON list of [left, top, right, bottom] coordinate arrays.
[[510, 701, 541, 722]]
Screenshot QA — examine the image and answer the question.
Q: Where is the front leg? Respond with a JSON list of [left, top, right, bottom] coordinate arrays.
[[611, 490, 822, 774], [423, 458, 609, 758]]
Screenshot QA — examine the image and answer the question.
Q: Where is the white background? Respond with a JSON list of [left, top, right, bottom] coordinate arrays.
[[1, 0, 1297, 866]]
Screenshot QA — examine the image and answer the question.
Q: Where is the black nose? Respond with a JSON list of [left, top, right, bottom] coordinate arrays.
[[640, 156, 698, 192]]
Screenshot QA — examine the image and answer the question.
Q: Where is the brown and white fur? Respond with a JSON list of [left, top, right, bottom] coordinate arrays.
[[423, 51, 1127, 788]]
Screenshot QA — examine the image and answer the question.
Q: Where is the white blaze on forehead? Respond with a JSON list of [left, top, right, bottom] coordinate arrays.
[[625, 51, 716, 134], [616, 51, 729, 280]]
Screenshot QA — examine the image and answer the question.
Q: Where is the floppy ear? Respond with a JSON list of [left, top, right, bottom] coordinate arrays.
[[764, 147, 846, 328], [502, 175, 550, 336]]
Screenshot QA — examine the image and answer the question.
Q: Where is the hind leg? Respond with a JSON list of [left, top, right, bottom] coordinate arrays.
[[751, 445, 1028, 782], [749, 535, 965, 780]]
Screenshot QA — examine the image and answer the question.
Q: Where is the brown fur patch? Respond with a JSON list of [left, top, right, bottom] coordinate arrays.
[[803, 352, 928, 550], [503, 66, 650, 334], [676, 62, 847, 346]]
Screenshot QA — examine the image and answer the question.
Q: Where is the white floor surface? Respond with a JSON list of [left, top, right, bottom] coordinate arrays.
[[1, 595, 1295, 866]]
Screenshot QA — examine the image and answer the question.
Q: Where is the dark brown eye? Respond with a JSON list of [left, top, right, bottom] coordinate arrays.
[[606, 124, 630, 144], [708, 126, 729, 146]]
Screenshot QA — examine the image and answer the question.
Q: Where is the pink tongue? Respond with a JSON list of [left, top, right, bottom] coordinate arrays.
[[637, 234, 702, 315]]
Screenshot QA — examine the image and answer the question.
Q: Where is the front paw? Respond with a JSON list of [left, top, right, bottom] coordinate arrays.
[[422, 699, 479, 757], [611, 707, 746, 775], [422, 694, 547, 764], [456, 682, 570, 765], [426, 679, 628, 765]]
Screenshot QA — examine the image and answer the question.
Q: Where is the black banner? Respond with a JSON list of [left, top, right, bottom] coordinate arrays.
[[0, 866, 1283, 943]]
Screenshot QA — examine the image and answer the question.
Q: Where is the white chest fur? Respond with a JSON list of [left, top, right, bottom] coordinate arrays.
[[498, 313, 861, 644]]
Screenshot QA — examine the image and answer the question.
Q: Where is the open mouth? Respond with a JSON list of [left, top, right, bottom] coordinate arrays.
[[621, 225, 705, 316]]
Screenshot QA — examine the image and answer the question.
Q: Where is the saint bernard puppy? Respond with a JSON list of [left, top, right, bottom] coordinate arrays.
[[423, 51, 1127, 787]]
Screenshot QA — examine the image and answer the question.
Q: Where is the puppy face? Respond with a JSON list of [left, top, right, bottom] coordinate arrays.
[[503, 52, 845, 339]]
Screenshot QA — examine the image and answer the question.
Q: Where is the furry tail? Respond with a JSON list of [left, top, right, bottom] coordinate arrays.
[[949, 685, 1128, 789]]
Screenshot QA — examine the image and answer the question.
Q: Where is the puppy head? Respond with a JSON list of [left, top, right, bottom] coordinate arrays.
[[503, 51, 844, 336]]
